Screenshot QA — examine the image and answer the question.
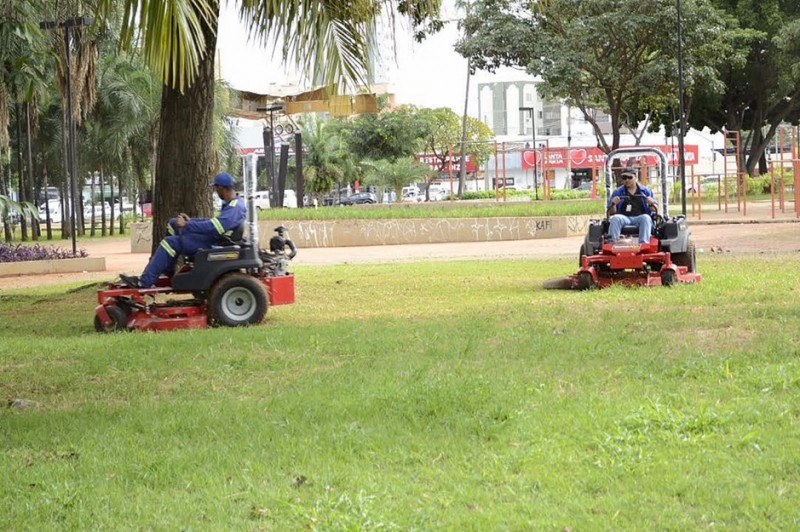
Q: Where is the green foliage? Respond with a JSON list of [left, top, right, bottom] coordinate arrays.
[[417, 107, 494, 171], [689, 1, 800, 175], [0, 195, 37, 225], [346, 104, 431, 161], [458, 0, 729, 151], [1, 256, 799, 528], [363, 157, 432, 197], [299, 116, 353, 196]]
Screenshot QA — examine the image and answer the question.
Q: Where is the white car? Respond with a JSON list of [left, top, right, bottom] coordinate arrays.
[[38, 200, 63, 222], [84, 203, 121, 220], [402, 190, 423, 203], [283, 189, 297, 209], [427, 186, 449, 201], [253, 191, 271, 210]]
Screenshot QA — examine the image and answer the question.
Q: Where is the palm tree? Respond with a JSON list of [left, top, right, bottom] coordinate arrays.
[[0, 1, 51, 241], [300, 116, 346, 200], [84, 50, 162, 235], [92, 0, 443, 249], [366, 157, 431, 201]]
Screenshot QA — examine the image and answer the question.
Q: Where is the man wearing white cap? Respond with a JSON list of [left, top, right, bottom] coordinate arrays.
[[120, 172, 247, 288]]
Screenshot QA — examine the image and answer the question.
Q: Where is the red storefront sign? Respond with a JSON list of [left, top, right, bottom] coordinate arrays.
[[238, 147, 265, 155], [417, 153, 478, 173], [520, 145, 699, 169]]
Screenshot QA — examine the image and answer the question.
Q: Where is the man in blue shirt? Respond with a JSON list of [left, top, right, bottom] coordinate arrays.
[[120, 172, 247, 288], [606, 167, 658, 244]]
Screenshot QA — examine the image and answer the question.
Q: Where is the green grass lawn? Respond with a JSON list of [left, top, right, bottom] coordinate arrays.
[[258, 199, 604, 220], [1, 255, 799, 529]]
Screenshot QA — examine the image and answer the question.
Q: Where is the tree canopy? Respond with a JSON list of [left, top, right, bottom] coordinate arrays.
[[689, 0, 800, 175], [456, 0, 730, 152]]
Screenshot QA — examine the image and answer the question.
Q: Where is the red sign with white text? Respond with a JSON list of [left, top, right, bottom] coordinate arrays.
[[520, 145, 699, 169]]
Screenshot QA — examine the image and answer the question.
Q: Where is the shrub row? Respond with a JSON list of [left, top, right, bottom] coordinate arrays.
[[0, 243, 88, 263]]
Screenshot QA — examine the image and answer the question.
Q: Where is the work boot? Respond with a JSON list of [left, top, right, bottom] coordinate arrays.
[[119, 274, 141, 288]]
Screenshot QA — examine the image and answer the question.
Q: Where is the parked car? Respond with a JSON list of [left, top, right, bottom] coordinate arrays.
[[283, 189, 298, 209], [38, 199, 63, 222], [339, 192, 377, 205], [402, 190, 423, 203], [114, 197, 135, 212], [432, 187, 451, 201], [253, 191, 271, 210], [84, 203, 121, 220]]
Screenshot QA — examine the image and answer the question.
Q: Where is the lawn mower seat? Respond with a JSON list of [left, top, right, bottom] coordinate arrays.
[[620, 225, 644, 237], [171, 223, 260, 292], [176, 222, 247, 268], [600, 215, 658, 242], [213, 221, 247, 247]]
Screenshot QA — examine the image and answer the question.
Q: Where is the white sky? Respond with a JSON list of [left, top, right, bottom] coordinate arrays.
[[215, 0, 482, 116]]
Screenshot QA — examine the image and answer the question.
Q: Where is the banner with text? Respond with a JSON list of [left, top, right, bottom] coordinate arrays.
[[520, 145, 699, 170]]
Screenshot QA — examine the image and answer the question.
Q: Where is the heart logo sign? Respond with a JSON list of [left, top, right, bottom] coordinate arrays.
[[570, 148, 587, 166], [522, 150, 537, 168]]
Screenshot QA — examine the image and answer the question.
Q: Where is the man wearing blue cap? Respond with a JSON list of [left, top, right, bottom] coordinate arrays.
[[120, 172, 247, 288]]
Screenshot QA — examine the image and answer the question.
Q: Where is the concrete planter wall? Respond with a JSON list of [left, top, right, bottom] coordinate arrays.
[[131, 216, 592, 252], [0, 256, 106, 278]]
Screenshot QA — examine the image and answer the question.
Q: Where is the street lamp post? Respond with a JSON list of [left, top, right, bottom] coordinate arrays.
[[519, 106, 539, 200], [40, 16, 92, 255], [676, 0, 687, 215]]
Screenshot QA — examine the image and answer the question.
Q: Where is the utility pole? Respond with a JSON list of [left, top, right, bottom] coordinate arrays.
[[676, 0, 688, 215], [519, 106, 539, 200]]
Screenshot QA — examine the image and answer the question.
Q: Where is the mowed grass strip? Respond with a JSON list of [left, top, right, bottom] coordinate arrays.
[[258, 199, 603, 220], [1, 255, 798, 529]]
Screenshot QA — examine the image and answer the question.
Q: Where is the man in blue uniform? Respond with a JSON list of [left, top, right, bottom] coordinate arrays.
[[606, 167, 658, 244], [120, 172, 247, 288]]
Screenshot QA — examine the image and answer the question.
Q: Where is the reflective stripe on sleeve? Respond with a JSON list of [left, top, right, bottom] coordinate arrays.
[[211, 217, 225, 234], [160, 240, 177, 257], [167, 224, 175, 236]]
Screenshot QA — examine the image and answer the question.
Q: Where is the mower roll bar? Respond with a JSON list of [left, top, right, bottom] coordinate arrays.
[[604, 147, 669, 218], [243, 153, 259, 245]]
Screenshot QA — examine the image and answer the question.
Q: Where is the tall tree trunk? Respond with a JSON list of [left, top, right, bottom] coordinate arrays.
[[99, 167, 106, 236], [61, 110, 72, 242], [25, 103, 39, 240], [89, 171, 96, 237], [117, 171, 124, 234], [43, 163, 52, 240], [16, 102, 28, 241], [152, 2, 219, 252], [0, 153, 11, 242]]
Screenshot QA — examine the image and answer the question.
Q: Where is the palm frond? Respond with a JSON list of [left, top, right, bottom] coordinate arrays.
[[95, 0, 218, 91]]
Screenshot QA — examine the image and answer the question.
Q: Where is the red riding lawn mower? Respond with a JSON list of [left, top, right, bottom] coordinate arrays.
[[94, 167, 296, 332], [545, 147, 702, 290]]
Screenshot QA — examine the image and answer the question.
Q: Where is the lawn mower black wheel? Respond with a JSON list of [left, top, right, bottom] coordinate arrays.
[[577, 271, 595, 290], [660, 269, 676, 287], [208, 273, 268, 327], [671, 240, 697, 273], [94, 304, 129, 333]]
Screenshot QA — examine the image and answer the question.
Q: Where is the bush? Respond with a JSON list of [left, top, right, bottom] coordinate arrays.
[[0, 243, 88, 263]]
